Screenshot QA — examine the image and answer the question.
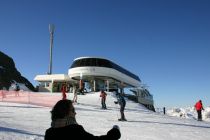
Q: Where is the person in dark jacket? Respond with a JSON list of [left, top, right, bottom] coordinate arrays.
[[194, 100, 204, 121], [114, 92, 127, 121], [15, 83, 20, 96], [45, 99, 121, 140]]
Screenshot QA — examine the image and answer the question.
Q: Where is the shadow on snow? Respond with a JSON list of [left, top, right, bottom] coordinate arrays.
[[0, 126, 44, 137], [127, 120, 210, 129]]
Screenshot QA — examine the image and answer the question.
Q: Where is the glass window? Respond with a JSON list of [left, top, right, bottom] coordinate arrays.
[[70, 58, 141, 82]]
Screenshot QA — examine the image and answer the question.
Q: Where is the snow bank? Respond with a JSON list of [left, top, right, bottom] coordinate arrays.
[[9, 82, 31, 91], [165, 107, 210, 122]]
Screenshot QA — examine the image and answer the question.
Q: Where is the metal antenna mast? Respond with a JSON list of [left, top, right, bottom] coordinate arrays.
[[48, 24, 55, 75]]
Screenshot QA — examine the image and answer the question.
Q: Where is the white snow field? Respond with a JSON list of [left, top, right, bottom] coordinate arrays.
[[0, 91, 210, 140]]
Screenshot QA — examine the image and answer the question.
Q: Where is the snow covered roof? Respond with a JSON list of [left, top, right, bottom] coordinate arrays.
[[34, 74, 73, 82]]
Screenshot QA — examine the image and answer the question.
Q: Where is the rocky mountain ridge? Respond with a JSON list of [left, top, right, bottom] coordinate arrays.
[[0, 51, 35, 91]]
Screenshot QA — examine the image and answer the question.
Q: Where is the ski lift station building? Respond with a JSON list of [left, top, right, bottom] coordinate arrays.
[[34, 57, 154, 109]]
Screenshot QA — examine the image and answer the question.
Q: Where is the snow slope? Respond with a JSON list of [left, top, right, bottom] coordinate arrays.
[[0, 92, 210, 140]]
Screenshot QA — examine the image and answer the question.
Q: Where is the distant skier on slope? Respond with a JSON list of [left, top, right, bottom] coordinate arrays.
[[100, 90, 107, 109], [73, 85, 78, 103], [15, 83, 20, 96], [61, 83, 67, 100], [194, 100, 204, 121]]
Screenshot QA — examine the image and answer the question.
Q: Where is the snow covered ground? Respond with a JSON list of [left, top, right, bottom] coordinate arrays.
[[0, 92, 210, 140]]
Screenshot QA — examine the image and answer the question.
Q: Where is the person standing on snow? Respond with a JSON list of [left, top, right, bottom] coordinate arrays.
[[61, 83, 67, 100], [194, 100, 204, 121], [114, 91, 127, 121], [15, 83, 20, 96], [73, 86, 78, 103], [45, 99, 121, 140], [100, 90, 107, 109]]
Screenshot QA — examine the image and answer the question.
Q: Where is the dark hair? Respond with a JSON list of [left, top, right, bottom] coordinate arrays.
[[51, 100, 73, 121]]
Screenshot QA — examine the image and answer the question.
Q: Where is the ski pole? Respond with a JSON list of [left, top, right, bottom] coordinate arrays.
[[114, 102, 120, 119]]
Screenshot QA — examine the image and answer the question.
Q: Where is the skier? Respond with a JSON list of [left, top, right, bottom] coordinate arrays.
[[114, 91, 127, 121], [15, 83, 20, 96], [163, 107, 166, 115], [100, 90, 107, 109], [73, 86, 78, 103], [45, 99, 121, 140], [61, 83, 67, 100], [194, 100, 204, 121]]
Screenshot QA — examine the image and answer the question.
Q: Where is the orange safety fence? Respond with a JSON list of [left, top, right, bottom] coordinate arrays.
[[0, 90, 62, 107]]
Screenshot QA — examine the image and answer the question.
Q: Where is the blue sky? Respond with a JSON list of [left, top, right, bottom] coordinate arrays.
[[0, 0, 210, 108]]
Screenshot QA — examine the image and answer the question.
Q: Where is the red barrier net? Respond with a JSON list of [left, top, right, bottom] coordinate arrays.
[[0, 90, 61, 107]]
